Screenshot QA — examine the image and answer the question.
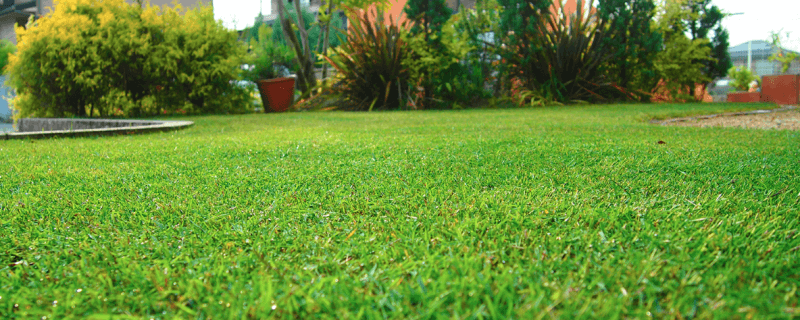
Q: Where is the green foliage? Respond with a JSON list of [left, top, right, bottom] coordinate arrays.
[[324, 8, 410, 110], [496, 0, 552, 93], [243, 25, 297, 82], [682, 0, 731, 80], [598, 0, 662, 99], [652, 0, 714, 101], [6, 0, 249, 119], [402, 0, 489, 108], [243, 8, 345, 59], [768, 31, 800, 74], [727, 66, 759, 92], [451, 0, 503, 95], [498, 0, 619, 102], [0, 39, 16, 74], [710, 25, 732, 79], [1, 104, 799, 318], [403, 29, 489, 109], [403, 0, 452, 46]]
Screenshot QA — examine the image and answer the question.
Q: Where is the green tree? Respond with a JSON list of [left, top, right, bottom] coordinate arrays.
[[652, 0, 713, 101], [403, 0, 454, 107], [496, 0, 552, 91], [683, 0, 731, 81], [710, 24, 732, 79], [597, 0, 662, 98], [0, 39, 15, 74], [403, 0, 452, 46]]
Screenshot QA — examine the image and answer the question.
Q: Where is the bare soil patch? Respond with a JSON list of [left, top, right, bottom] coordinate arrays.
[[654, 106, 800, 130]]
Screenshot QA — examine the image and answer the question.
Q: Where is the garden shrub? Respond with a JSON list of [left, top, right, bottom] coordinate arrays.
[[7, 0, 249, 119], [497, 0, 618, 103], [650, 0, 713, 102], [402, 0, 491, 109], [597, 0, 662, 101], [323, 8, 410, 111], [0, 39, 15, 74], [242, 25, 297, 82], [727, 66, 759, 92]]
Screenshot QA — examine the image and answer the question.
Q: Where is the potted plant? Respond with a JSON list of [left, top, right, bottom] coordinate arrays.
[[243, 25, 298, 112]]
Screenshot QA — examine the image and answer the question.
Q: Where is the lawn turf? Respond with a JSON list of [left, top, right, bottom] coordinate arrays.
[[1, 103, 799, 319]]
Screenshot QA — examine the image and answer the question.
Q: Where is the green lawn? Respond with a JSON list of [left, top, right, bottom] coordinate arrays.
[[1, 103, 798, 319]]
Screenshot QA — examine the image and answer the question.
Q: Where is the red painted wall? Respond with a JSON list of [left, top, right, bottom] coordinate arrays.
[[727, 92, 761, 103], [761, 74, 800, 105]]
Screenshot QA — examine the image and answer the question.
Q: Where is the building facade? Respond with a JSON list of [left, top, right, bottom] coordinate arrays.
[[0, 0, 53, 44], [729, 40, 800, 77]]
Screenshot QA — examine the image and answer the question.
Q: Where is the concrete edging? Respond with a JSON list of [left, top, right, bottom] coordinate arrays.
[[1, 118, 193, 140], [650, 105, 797, 126]]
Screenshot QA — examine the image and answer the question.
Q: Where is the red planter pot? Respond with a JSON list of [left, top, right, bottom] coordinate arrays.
[[257, 77, 296, 112], [760, 74, 800, 105], [727, 91, 761, 103]]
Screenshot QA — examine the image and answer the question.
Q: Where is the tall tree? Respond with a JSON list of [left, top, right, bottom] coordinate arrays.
[[652, 0, 714, 101], [598, 0, 662, 98], [710, 25, 732, 78], [403, 0, 452, 46], [683, 0, 731, 81], [403, 0, 453, 107], [496, 0, 553, 92]]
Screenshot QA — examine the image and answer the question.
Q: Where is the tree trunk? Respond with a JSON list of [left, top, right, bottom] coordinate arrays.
[[277, 0, 317, 96], [321, 0, 334, 79], [619, 30, 629, 89]]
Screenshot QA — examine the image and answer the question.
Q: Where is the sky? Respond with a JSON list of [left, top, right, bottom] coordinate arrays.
[[213, 0, 272, 30], [212, 0, 800, 52]]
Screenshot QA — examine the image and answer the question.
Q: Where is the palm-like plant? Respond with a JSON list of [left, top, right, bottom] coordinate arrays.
[[323, 7, 410, 111], [500, 0, 620, 102]]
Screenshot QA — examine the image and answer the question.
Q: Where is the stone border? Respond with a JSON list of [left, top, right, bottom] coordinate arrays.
[[1, 118, 193, 140], [649, 105, 797, 126]]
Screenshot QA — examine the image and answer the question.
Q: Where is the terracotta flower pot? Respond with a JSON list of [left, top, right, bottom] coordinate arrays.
[[257, 77, 296, 112]]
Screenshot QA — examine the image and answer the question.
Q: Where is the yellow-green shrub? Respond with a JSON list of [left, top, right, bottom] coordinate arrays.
[[7, 0, 249, 119]]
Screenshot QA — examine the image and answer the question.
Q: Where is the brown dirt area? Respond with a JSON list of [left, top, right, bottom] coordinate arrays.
[[662, 109, 800, 131]]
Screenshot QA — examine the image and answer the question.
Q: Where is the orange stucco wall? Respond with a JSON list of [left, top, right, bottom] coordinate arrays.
[[359, 0, 409, 26]]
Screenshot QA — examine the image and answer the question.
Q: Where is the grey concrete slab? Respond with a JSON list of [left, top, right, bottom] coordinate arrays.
[[1, 118, 193, 140]]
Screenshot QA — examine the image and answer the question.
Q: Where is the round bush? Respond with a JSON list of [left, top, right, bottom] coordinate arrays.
[[7, 0, 249, 118]]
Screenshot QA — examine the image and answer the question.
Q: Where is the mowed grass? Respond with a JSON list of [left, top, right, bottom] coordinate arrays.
[[1, 103, 798, 319]]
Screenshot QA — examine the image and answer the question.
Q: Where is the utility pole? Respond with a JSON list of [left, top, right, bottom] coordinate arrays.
[[727, 12, 751, 72]]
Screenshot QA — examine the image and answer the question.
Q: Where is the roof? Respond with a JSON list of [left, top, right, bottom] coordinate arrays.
[[729, 40, 799, 61], [0, 0, 38, 18]]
